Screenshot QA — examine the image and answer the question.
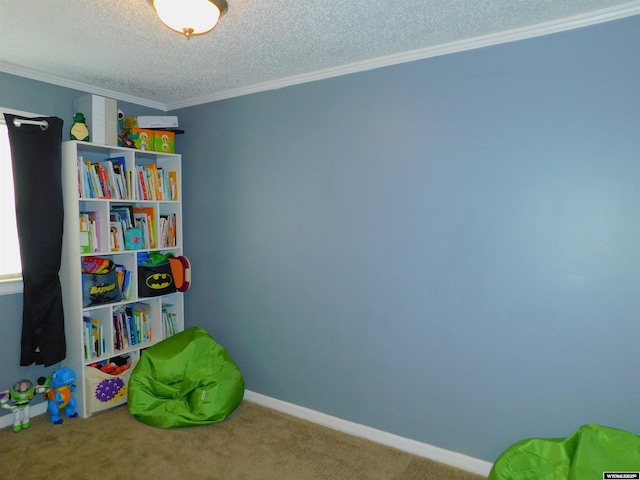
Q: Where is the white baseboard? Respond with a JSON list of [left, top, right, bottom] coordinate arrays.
[[0, 401, 48, 430], [243, 390, 493, 477]]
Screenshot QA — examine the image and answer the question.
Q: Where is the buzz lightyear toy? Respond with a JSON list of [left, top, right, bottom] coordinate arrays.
[[0, 379, 47, 433]]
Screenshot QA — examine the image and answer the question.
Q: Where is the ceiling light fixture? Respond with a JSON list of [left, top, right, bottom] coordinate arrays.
[[149, 0, 228, 39]]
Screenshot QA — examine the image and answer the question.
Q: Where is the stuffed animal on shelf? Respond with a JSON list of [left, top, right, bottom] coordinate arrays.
[[118, 129, 137, 148], [70, 112, 90, 141], [40, 367, 79, 425], [117, 109, 137, 148]]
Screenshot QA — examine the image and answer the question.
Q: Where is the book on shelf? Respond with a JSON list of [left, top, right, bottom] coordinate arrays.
[[77, 156, 86, 198], [113, 307, 130, 351], [132, 213, 149, 249], [132, 163, 177, 201], [157, 167, 165, 201], [113, 302, 153, 350], [136, 166, 149, 200], [112, 263, 132, 300], [79, 211, 100, 253], [113, 206, 134, 225], [96, 164, 110, 199], [78, 156, 97, 199], [79, 230, 91, 254], [114, 263, 125, 293], [122, 270, 132, 300], [126, 169, 134, 201], [110, 206, 143, 252], [121, 303, 152, 346], [113, 304, 149, 351], [83, 316, 105, 359], [99, 160, 118, 199], [105, 156, 128, 199], [78, 158, 104, 199], [109, 221, 125, 252], [78, 155, 132, 200], [86, 160, 102, 198], [133, 206, 156, 248], [134, 302, 152, 344], [162, 303, 178, 338], [113, 304, 151, 350], [159, 213, 177, 247], [169, 171, 178, 200], [145, 164, 158, 201], [159, 168, 178, 200]]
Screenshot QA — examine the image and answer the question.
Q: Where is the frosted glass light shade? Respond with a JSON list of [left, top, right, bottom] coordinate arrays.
[[152, 0, 228, 38]]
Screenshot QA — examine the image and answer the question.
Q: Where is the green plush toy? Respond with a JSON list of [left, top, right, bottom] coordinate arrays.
[[70, 112, 90, 141]]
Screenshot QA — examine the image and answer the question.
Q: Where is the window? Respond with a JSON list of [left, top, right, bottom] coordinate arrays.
[[0, 107, 42, 295]]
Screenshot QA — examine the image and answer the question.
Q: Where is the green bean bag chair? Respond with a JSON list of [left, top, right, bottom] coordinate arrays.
[[489, 424, 640, 480], [128, 326, 244, 428]]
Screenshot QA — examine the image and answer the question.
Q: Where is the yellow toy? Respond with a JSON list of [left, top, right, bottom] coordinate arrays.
[[70, 112, 90, 141]]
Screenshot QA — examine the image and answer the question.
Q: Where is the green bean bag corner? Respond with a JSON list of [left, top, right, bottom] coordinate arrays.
[[488, 423, 640, 480], [128, 326, 245, 428]]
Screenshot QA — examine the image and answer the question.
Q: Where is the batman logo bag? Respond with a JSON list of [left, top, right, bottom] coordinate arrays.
[[138, 262, 177, 297], [82, 258, 122, 307]]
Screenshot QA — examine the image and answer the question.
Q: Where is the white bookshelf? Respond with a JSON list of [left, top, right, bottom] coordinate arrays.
[[60, 140, 184, 417]]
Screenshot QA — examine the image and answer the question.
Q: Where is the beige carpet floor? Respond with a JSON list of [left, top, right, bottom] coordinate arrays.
[[0, 400, 487, 479]]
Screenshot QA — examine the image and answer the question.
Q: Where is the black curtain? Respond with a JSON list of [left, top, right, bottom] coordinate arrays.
[[4, 114, 66, 366]]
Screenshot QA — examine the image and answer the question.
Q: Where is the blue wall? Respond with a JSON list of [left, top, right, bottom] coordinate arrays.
[[173, 15, 640, 462], [0, 73, 163, 412]]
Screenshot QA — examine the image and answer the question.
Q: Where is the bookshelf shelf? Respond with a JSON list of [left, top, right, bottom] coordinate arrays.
[[60, 140, 184, 417]]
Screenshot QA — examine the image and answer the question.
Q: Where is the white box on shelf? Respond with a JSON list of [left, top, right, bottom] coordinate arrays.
[[135, 116, 179, 129]]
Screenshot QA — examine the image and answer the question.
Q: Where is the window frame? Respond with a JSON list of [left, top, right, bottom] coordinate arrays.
[[0, 107, 45, 295]]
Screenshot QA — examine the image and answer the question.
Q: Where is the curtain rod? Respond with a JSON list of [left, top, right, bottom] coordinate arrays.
[[12, 118, 49, 129]]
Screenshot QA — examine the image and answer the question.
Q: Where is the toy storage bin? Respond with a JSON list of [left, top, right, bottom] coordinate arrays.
[[82, 267, 121, 307], [85, 361, 136, 414], [130, 128, 154, 151], [154, 130, 175, 153]]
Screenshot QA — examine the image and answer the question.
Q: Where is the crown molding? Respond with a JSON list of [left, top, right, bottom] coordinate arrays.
[[2, 2, 639, 112], [0, 62, 167, 111], [166, 1, 640, 110]]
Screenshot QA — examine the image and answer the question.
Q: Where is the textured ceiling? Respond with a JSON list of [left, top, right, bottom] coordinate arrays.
[[0, 0, 639, 110]]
